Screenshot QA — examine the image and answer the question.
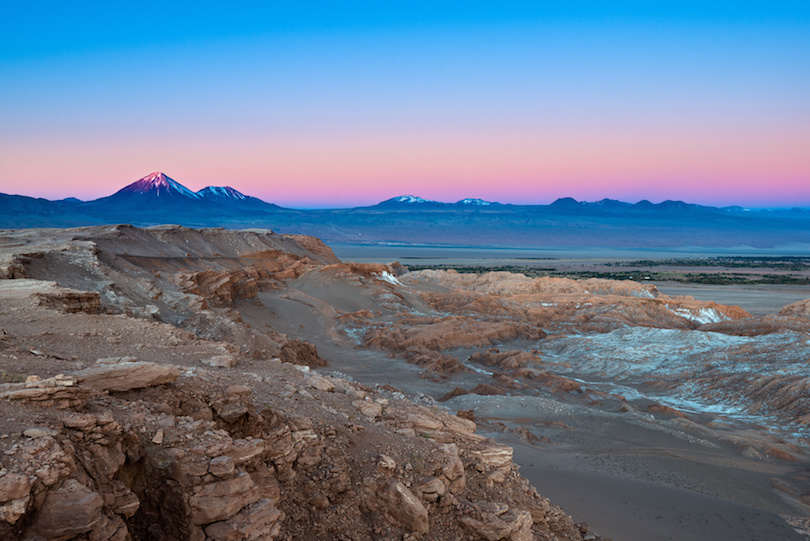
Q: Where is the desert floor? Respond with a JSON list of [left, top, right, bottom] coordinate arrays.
[[318, 244, 810, 540]]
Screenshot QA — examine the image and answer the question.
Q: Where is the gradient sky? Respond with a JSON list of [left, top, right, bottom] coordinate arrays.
[[1, 2, 809, 208]]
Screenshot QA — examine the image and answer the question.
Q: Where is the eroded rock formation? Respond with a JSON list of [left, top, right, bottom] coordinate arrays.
[[0, 247, 601, 540]]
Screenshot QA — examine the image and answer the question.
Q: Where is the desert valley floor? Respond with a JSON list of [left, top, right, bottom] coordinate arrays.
[[1, 226, 809, 540]]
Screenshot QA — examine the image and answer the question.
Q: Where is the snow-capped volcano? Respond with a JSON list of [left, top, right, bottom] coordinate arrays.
[[117, 172, 202, 199], [456, 198, 494, 206], [391, 195, 430, 204], [196, 186, 248, 200], [80, 171, 282, 217], [373, 195, 449, 209]]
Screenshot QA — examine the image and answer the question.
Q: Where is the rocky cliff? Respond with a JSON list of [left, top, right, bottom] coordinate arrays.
[[0, 226, 602, 541]]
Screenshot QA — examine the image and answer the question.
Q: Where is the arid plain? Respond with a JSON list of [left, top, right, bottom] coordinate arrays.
[[0, 226, 808, 540]]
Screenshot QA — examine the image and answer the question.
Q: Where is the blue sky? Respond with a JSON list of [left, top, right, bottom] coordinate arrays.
[[1, 2, 809, 207]]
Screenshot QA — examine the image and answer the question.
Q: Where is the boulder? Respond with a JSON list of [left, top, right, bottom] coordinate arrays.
[[90, 514, 129, 541], [460, 503, 534, 541], [203, 355, 238, 368], [415, 476, 446, 502], [24, 427, 60, 438], [76, 361, 179, 392], [107, 480, 140, 518], [225, 385, 252, 396], [375, 477, 429, 534], [353, 400, 383, 419], [36, 289, 101, 314], [227, 439, 265, 464], [204, 499, 284, 541], [440, 443, 466, 491], [189, 473, 260, 525], [209, 456, 235, 477], [307, 373, 336, 392], [0, 383, 91, 409], [278, 339, 326, 367], [25, 479, 104, 540], [0, 474, 31, 525], [469, 443, 514, 470]]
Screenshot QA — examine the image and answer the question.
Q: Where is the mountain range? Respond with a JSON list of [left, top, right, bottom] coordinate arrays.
[[2, 171, 810, 249]]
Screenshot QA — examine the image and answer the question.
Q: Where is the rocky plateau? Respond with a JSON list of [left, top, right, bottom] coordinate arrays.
[[0, 224, 809, 540]]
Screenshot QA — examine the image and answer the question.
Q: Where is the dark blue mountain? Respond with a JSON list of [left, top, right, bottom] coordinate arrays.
[[2, 177, 809, 249]]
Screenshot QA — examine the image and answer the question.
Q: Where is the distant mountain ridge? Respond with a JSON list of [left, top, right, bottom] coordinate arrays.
[[376, 195, 499, 208], [197, 186, 248, 200], [1, 171, 809, 249], [76, 172, 280, 217]]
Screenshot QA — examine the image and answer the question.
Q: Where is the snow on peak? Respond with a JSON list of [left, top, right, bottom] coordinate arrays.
[[392, 195, 429, 204], [458, 198, 492, 206], [197, 186, 247, 200], [127, 172, 201, 199]]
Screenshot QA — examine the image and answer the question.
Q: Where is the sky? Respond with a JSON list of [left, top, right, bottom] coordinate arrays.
[[1, 2, 809, 208]]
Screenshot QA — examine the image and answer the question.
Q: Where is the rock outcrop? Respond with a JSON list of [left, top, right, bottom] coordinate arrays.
[[36, 289, 101, 314], [779, 298, 810, 320], [75, 360, 180, 392], [0, 278, 599, 541], [7, 224, 806, 540]]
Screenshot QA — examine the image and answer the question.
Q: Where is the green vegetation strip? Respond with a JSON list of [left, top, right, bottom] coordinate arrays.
[[406, 264, 810, 286]]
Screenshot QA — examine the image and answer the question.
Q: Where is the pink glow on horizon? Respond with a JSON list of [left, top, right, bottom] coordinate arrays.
[[1, 125, 808, 208]]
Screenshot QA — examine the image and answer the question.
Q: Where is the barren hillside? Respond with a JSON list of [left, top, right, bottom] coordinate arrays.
[[1, 225, 808, 540]]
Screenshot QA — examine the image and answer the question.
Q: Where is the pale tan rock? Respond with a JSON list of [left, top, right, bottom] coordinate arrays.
[[157, 414, 176, 428], [225, 384, 252, 396], [189, 473, 260, 525], [308, 373, 336, 392], [85, 442, 126, 482], [250, 464, 280, 502], [89, 514, 129, 541], [780, 298, 810, 319], [212, 396, 249, 424], [487, 467, 510, 485], [108, 480, 140, 518], [460, 504, 533, 541], [24, 426, 60, 438], [36, 289, 101, 314], [152, 429, 165, 445], [209, 455, 235, 477], [62, 412, 99, 431], [76, 361, 179, 392], [25, 479, 104, 540], [406, 414, 443, 431], [227, 439, 265, 464], [469, 443, 514, 470], [440, 443, 465, 485], [35, 465, 61, 486], [377, 454, 396, 472], [476, 502, 509, 516], [441, 414, 477, 435], [204, 498, 284, 541], [415, 476, 446, 502], [95, 356, 138, 365], [203, 354, 238, 368], [0, 384, 91, 409], [0, 473, 31, 524], [376, 477, 429, 534], [353, 400, 383, 418], [263, 426, 295, 462], [178, 458, 210, 480]]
